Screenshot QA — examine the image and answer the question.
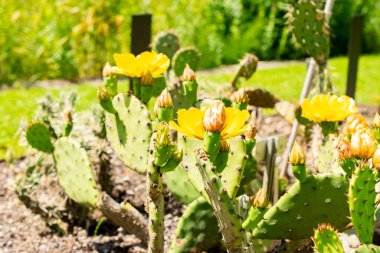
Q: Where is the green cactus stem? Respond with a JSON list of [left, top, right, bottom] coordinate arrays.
[[104, 75, 118, 97], [195, 149, 243, 252], [348, 164, 377, 244], [204, 131, 221, 162]]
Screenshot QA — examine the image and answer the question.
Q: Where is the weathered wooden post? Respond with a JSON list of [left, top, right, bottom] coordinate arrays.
[[130, 14, 152, 90], [346, 15, 364, 99], [131, 14, 152, 55]]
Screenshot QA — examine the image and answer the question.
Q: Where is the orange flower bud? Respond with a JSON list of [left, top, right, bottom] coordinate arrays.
[[245, 127, 256, 140], [182, 64, 196, 81], [289, 141, 305, 165], [141, 70, 153, 85], [102, 62, 115, 78], [343, 114, 368, 135], [154, 89, 173, 118], [337, 134, 352, 160], [219, 140, 230, 152], [351, 129, 377, 159], [231, 89, 249, 104], [203, 100, 226, 132], [63, 108, 73, 123], [373, 113, 380, 129], [373, 149, 380, 170], [252, 189, 269, 209]]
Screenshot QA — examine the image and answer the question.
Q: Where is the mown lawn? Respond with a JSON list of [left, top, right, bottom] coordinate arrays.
[[1, 54, 379, 160]]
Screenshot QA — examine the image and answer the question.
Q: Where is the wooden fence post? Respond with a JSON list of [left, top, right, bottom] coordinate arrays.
[[346, 15, 364, 99]]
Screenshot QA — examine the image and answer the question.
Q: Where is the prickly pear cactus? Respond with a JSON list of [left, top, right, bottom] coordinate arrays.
[[318, 134, 340, 173], [348, 165, 376, 244], [152, 31, 180, 60], [355, 244, 380, 253], [169, 197, 221, 253], [288, 0, 330, 64], [105, 93, 152, 174], [244, 88, 279, 108], [172, 47, 201, 77], [26, 121, 54, 153], [179, 134, 246, 201], [313, 224, 344, 253], [53, 138, 99, 208], [251, 173, 350, 240], [165, 165, 201, 204]]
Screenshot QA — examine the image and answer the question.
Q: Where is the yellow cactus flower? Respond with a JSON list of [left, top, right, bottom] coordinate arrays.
[[301, 94, 357, 123], [343, 114, 368, 135], [351, 129, 377, 159], [112, 51, 169, 78], [169, 101, 251, 140]]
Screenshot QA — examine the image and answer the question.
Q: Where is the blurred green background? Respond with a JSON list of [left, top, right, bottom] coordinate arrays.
[[1, 0, 379, 85]]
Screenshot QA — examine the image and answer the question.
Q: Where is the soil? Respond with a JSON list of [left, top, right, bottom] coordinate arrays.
[[0, 105, 378, 253]]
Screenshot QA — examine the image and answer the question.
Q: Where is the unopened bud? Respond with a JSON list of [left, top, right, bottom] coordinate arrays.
[[219, 140, 230, 152], [240, 54, 259, 79], [63, 108, 73, 123], [97, 86, 109, 101], [252, 189, 269, 209], [102, 62, 115, 78], [343, 114, 368, 135], [182, 64, 196, 81], [373, 113, 380, 129], [203, 100, 226, 132], [289, 141, 305, 165], [373, 149, 380, 170], [245, 127, 256, 140], [231, 89, 249, 104], [337, 134, 352, 160], [141, 70, 154, 85], [351, 129, 377, 159], [156, 122, 171, 147]]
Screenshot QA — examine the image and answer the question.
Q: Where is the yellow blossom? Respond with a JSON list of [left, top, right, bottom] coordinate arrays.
[[301, 94, 357, 123], [343, 114, 368, 135], [289, 141, 305, 165], [112, 51, 169, 78], [169, 100, 250, 140], [351, 129, 377, 159]]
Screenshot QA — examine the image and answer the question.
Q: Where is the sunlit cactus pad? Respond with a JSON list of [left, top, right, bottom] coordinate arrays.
[[251, 173, 350, 239], [54, 137, 99, 208], [288, 0, 330, 64], [105, 93, 152, 174], [26, 121, 54, 153], [172, 47, 201, 77]]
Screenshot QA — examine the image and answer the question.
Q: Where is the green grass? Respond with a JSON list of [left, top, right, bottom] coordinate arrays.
[[1, 54, 379, 160], [199, 54, 380, 106]]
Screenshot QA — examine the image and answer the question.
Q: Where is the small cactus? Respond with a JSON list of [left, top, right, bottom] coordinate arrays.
[[313, 224, 344, 253], [152, 31, 180, 60], [172, 46, 201, 77], [26, 121, 54, 153]]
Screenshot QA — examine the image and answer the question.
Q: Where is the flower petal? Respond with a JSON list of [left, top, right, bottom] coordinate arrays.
[[177, 108, 205, 139], [222, 108, 250, 137]]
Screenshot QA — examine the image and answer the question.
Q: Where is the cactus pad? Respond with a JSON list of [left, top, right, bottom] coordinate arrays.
[[355, 244, 380, 253], [152, 31, 180, 60], [348, 165, 376, 244], [288, 0, 330, 64], [179, 134, 247, 201], [172, 47, 201, 77], [53, 138, 99, 208], [169, 197, 220, 252], [244, 88, 279, 108], [251, 173, 350, 240], [105, 93, 152, 174], [26, 121, 54, 153], [165, 165, 201, 204], [313, 224, 344, 253]]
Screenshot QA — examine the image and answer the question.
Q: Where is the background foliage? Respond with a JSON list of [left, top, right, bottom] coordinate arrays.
[[1, 0, 379, 84]]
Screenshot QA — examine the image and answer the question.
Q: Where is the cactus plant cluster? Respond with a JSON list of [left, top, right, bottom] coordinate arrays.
[[19, 2, 380, 252]]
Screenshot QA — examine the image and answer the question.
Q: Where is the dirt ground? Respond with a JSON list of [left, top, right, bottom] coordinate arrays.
[[0, 105, 378, 253]]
